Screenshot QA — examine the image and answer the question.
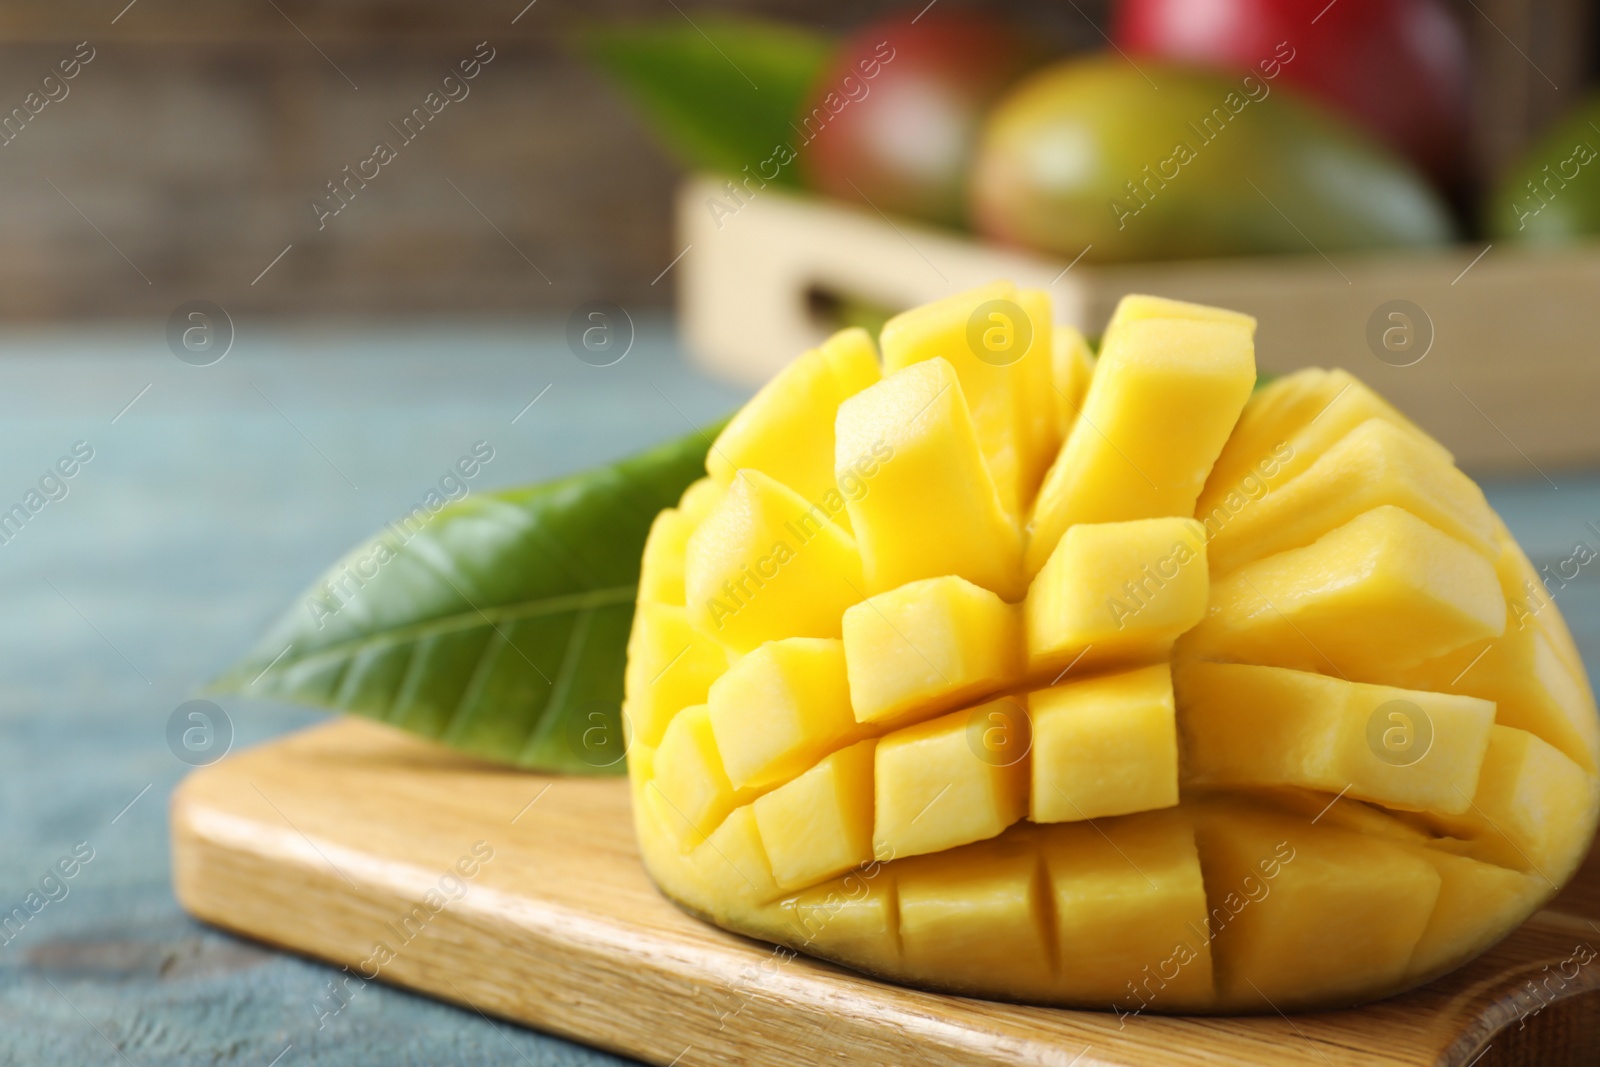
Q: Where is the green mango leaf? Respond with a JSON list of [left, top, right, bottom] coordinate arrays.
[[212, 422, 725, 775], [578, 15, 833, 188]]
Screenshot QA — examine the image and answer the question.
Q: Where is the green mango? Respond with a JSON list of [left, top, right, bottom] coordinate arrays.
[[1487, 95, 1600, 244], [970, 56, 1456, 263]]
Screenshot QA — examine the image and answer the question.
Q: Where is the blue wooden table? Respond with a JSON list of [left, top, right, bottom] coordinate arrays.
[[0, 319, 742, 1066], [0, 319, 1595, 1065]]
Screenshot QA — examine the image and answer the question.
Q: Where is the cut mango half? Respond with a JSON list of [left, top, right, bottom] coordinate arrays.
[[626, 285, 1600, 1014]]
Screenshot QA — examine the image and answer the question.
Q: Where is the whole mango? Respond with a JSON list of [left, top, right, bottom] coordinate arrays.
[[1486, 94, 1600, 244], [969, 56, 1456, 263], [799, 12, 1040, 229], [1112, 0, 1471, 187]]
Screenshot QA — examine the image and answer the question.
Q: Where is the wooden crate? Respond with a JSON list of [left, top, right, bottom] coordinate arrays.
[[676, 174, 1600, 473]]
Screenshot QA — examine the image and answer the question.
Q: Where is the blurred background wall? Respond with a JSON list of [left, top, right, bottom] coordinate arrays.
[[0, 0, 1589, 323]]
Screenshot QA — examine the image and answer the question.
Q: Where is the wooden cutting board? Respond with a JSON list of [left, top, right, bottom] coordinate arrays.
[[171, 718, 1600, 1066]]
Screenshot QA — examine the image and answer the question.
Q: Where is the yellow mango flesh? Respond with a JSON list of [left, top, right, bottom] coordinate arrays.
[[707, 637, 863, 790], [1198, 368, 1445, 525], [752, 739, 877, 892], [684, 469, 863, 653], [1195, 372, 1325, 539], [1103, 293, 1259, 334], [880, 281, 1056, 514], [638, 508, 694, 606], [836, 358, 1024, 599], [1025, 516, 1208, 677], [651, 704, 753, 847], [622, 601, 726, 748], [1207, 417, 1497, 575], [707, 327, 880, 530], [1183, 505, 1506, 678], [896, 837, 1055, 999], [842, 575, 1022, 728], [1029, 663, 1179, 823], [784, 872, 900, 976], [625, 284, 1600, 1015], [1422, 725, 1599, 883], [1050, 325, 1095, 441], [631, 755, 709, 906], [1041, 810, 1214, 1010], [690, 804, 782, 915], [1177, 661, 1496, 815], [1194, 801, 1442, 1010], [1395, 529, 1600, 771], [1014, 288, 1062, 500], [1494, 524, 1587, 680], [677, 476, 725, 525], [1406, 851, 1542, 981], [873, 700, 1029, 860], [1027, 307, 1256, 576]]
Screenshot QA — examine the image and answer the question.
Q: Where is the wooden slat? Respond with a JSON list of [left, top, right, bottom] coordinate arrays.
[[173, 718, 1600, 1067]]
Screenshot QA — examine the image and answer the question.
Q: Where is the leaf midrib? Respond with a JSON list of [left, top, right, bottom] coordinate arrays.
[[259, 583, 638, 675]]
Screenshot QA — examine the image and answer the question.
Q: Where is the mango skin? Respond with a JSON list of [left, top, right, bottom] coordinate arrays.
[[797, 13, 1041, 229], [970, 57, 1456, 263]]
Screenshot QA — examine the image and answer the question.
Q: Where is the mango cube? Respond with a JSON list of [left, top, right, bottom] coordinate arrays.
[[622, 602, 728, 747], [706, 327, 880, 523], [1102, 292, 1258, 334], [1025, 517, 1207, 677], [1013, 287, 1061, 495], [1041, 811, 1214, 1009], [880, 281, 1056, 513], [638, 508, 693, 606], [627, 739, 655, 786], [1026, 311, 1255, 576], [707, 637, 862, 790], [841, 575, 1022, 727], [1199, 368, 1445, 524], [1424, 725, 1599, 882], [1496, 527, 1587, 680], [1273, 372, 1447, 485], [1183, 505, 1506, 678], [677, 476, 726, 525], [873, 702, 1029, 861], [753, 739, 877, 891], [651, 705, 751, 848], [1406, 851, 1542, 980], [1196, 369, 1327, 534], [1207, 418, 1497, 575], [1195, 802, 1441, 1009], [633, 774, 710, 907], [1176, 662, 1496, 816], [1029, 663, 1179, 823], [690, 804, 781, 914], [786, 871, 900, 973], [836, 358, 1024, 599], [684, 469, 863, 652], [896, 837, 1054, 998], [1424, 626, 1596, 772], [1396, 533, 1600, 771], [1050, 324, 1095, 441]]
